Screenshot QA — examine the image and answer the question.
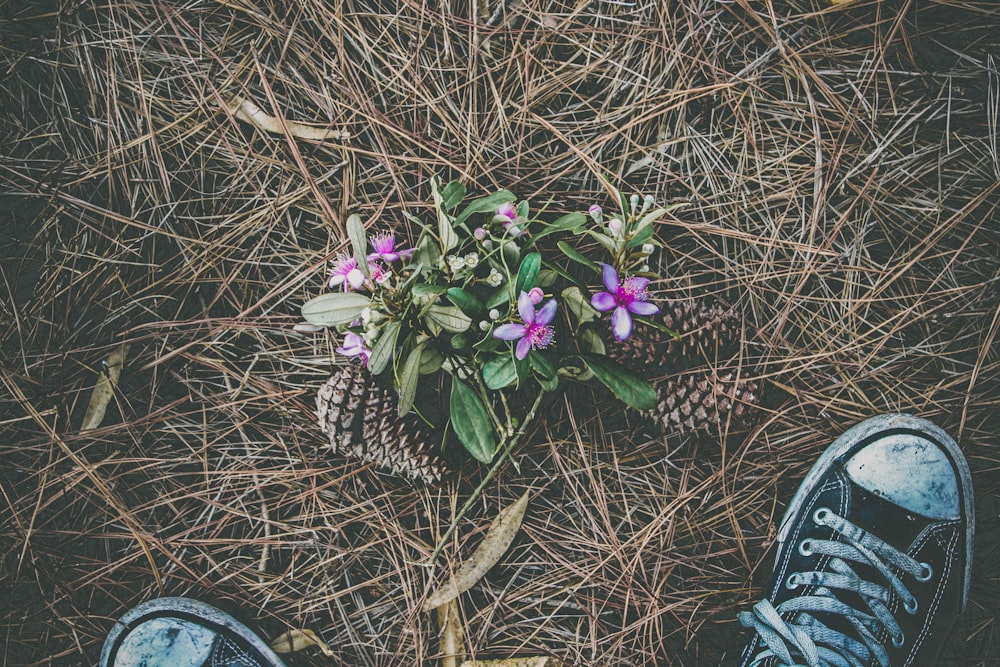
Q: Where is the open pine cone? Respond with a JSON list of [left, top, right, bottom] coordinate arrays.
[[644, 370, 759, 435], [608, 299, 760, 436], [316, 365, 443, 484], [609, 299, 741, 373]]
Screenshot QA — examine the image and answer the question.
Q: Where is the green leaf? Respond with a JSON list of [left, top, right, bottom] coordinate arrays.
[[432, 175, 459, 252], [482, 355, 517, 390], [450, 380, 497, 463], [397, 343, 424, 416], [301, 292, 371, 326], [516, 200, 529, 219], [419, 346, 444, 374], [582, 353, 657, 410], [425, 305, 472, 333], [485, 283, 514, 310], [455, 190, 516, 225], [514, 252, 541, 295], [561, 286, 598, 326], [537, 374, 559, 392], [557, 241, 600, 273], [441, 180, 466, 210], [446, 287, 487, 320], [625, 221, 655, 249], [579, 327, 606, 355], [367, 320, 400, 375], [501, 238, 520, 267], [412, 282, 449, 296], [533, 212, 588, 241], [587, 230, 617, 253], [529, 350, 555, 380], [346, 213, 369, 275]]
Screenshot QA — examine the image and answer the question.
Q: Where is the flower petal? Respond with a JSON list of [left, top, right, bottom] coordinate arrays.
[[493, 323, 527, 340], [517, 291, 535, 324], [515, 336, 532, 360], [535, 298, 558, 325], [347, 268, 366, 289], [626, 276, 650, 292], [601, 263, 619, 292], [590, 291, 616, 312], [611, 306, 633, 341], [627, 300, 660, 316]]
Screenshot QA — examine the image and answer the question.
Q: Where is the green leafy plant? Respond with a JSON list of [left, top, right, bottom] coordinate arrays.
[[301, 176, 676, 466]]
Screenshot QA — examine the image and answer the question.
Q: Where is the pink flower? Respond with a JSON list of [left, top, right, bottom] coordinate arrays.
[[496, 202, 518, 223], [527, 287, 544, 305], [367, 261, 390, 284], [493, 291, 557, 360], [336, 332, 370, 365], [329, 254, 366, 291], [367, 231, 415, 263], [590, 263, 660, 341], [495, 202, 524, 237]]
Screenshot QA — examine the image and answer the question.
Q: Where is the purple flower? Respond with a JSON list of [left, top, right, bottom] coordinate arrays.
[[493, 291, 557, 360], [590, 263, 660, 341], [329, 254, 366, 291], [367, 231, 415, 263], [527, 287, 544, 305], [367, 261, 390, 284], [496, 202, 518, 223], [495, 202, 524, 237], [336, 332, 370, 365]]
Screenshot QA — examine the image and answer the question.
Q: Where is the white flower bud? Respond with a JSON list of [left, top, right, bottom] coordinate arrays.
[[479, 320, 490, 331], [641, 243, 654, 255], [629, 194, 640, 212], [489, 308, 500, 320]]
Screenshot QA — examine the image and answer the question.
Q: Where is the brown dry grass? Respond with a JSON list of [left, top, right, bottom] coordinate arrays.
[[1, 0, 998, 664]]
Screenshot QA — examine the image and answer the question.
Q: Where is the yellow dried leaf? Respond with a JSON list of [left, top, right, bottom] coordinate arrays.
[[437, 599, 466, 667], [223, 95, 350, 142], [459, 658, 566, 666], [81, 344, 129, 431], [268, 628, 334, 656], [422, 491, 530, 611]]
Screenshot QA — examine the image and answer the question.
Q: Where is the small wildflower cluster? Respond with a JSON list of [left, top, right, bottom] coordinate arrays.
[[300, 176, 676, 466]]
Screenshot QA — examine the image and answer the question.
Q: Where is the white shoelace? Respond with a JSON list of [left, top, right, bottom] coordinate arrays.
[[739, 507, 933, 667]]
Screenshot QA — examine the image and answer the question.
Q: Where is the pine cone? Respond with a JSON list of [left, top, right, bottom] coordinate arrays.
[[645, 370, 759, 435], [316, 366, 444, 484], [660, 300, 740, 363], [609, 300, 741, 373]]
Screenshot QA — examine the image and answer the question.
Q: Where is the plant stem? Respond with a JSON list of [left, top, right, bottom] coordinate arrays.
[[425, 389, 547, 566]]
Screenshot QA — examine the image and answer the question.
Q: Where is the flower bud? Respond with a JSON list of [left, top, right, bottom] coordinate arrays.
[[607, 218, 623, 237], [479, 320, 490, 331], [588, 204, 603, 222], [641, 243, 654, 255], [629, 194, 640, 213], [527, 287, 544, 305], [642, 194, 655, 212], [489, 308, 500, 320], [473, 227, 487, 241]]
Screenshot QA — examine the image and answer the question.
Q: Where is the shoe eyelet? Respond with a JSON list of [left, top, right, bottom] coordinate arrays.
[[904, 597, 918, 614], [892, 631, 905, 648], [786, 574, 801, 589], [798, 540, 814, 556], [812, 507, 831, 525], [916, 563, 933, 582]]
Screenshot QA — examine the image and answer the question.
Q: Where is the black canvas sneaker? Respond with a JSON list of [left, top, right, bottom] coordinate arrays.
[[735, 414, 974, 667], [100, 597, 287, 667]]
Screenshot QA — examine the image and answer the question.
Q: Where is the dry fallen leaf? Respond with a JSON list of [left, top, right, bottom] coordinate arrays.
[[268, 628, 335, 656], [459, 659, 566, 666], [222, 95, 350, 142], [80, 344, 129, 431], [423, 491, 530, 612], [437, 599, 466, 667]]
